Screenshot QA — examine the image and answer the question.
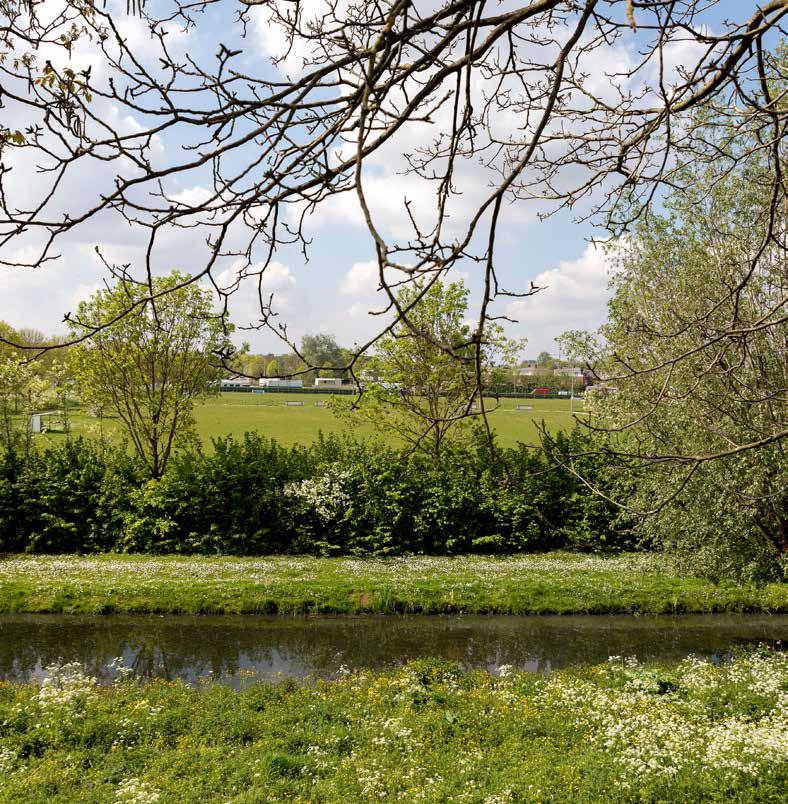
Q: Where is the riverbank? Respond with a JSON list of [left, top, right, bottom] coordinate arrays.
[[0, 553, 784, 615], [0, 651, 785, 802]]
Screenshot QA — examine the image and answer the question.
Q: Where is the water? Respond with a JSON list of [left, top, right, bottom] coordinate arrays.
[[0, 613, 784, 687]]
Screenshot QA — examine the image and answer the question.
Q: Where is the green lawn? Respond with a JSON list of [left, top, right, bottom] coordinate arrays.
[[0, 553, 784, 615], [36, 393, 585, 448], [0, 651, 784, 802]]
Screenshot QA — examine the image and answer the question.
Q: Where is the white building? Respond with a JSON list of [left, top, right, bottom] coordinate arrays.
[[314, 377, 344, 388], [258, 377, 304, 389], [219, 377, 254, 389]]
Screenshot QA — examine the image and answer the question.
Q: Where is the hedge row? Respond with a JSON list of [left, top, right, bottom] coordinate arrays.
[[0, 431, 633, 556]]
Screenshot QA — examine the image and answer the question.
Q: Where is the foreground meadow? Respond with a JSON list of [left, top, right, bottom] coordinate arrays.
[[0, 651, 785, 802], [0, 553, 785, 615]]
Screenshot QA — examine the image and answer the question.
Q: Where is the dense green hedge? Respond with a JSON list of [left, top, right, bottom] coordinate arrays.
[[0, 431, 632, 556]]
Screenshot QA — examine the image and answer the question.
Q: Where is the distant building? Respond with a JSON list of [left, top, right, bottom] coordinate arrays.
[[219, 377, 253, 389], [314, 377, 344, 388], [258, 377, 304, 389]]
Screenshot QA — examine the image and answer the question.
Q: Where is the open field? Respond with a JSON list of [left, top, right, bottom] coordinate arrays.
[[0, 650, 785, 802], [0, 553, 784, 616], [34, 393, 586, 448]]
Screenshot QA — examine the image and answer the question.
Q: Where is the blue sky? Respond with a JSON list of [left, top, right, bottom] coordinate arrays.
[[0, 0, 770, 358]]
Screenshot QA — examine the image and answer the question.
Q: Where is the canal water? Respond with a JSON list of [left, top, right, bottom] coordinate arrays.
[[0, 613, 784, 687]]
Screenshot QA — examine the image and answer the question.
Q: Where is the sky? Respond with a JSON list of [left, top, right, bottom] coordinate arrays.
[[0, 0, 763, 359]]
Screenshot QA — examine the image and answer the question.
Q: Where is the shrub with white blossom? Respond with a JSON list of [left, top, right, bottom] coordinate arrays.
[[284, 464, 352, 524]]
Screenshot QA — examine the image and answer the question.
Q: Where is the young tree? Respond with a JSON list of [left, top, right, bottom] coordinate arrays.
[[68, 272, 232, 478], [337, 280, 521, 458]]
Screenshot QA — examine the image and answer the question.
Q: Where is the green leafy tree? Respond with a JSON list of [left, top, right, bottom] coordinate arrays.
[[266, 358, 280, 377], [336, 280, 521, 458], [301, 334, 343, 380], [536, 351, 554, 369], [68, 272, 232, 479], [0, 321, 20, 363], [573, 139, 787, 580], [0, 358, 48, 452]]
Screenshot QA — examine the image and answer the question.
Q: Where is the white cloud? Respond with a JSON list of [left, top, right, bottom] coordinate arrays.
[[505, 242, 612, 355], [251, 0, 352, 77], [339, 260, 379, 296], [112, 14, 190, 60], [0, 256, 70, 334], [659, 30, 714, 87], [258, 261, 297, 292], [169, 186, 213, 208], [211, 260, 300, 334], [69, 282, 104, 308]]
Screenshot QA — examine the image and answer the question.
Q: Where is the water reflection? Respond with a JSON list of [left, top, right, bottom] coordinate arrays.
[[0, 614, 784, 687]]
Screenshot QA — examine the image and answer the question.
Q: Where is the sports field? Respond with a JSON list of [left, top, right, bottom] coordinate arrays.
[[37, 392, 587, 448]]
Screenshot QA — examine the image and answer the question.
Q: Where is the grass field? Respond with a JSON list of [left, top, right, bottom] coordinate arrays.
[[36, 392, 586, 449], [0, 553, 784, 615], [0, 650, 785, 802]]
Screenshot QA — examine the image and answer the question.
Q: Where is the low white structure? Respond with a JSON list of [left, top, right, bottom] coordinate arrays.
[[258, 377, 304, 389], [29, 411, 63, 433], [314, 377, 344, 388], [219, 377, 253, 389]]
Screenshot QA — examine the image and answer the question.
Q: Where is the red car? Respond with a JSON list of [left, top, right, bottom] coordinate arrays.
[[532, 387, 551, 396]]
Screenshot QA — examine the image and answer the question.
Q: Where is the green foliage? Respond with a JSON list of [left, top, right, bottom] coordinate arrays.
[[0, 438, 140, 554], [567, 123, 787, 582], [0, 427, 626, 557], [301, 333, 343, 367], [116, 434, 312, 555], [68, 272, 232, 478], [0, 320, 21, 362], [0, 358, 48, 452], [300, 334, 343, 382], [536, 350, 554, 368]]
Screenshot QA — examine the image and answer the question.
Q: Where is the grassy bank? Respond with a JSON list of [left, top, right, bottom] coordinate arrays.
[[0, 651, 785, 802], [0, 553, 784, 615]]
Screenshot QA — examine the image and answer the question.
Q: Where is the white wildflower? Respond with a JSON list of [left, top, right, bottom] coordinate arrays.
[[0, 746, 16, 774], [497, 664, 515, 678], [115, 777, 161, 804], [36, 662, 97, 713]]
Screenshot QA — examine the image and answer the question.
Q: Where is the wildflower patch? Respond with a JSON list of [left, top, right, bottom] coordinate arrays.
[[0, 651, 784, 801]]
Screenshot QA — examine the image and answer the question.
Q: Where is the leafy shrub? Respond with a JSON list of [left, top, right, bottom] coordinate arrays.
[[0, 428, 628, 556], [0, 438, 139, 554]]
